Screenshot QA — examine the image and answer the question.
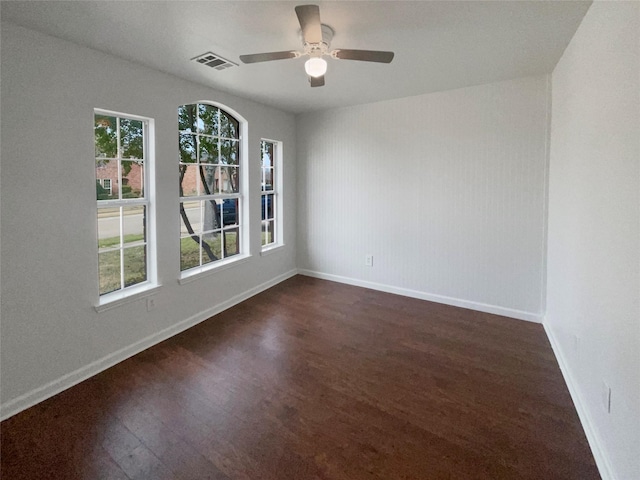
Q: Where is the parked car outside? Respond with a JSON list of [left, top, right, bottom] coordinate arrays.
[[214, 195, 272, 226]]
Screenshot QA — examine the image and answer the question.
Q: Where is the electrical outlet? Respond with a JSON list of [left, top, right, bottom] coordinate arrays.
[[146, 297, 156, 312], [365, 254, 373, 267], [602, 381, 611, 414]]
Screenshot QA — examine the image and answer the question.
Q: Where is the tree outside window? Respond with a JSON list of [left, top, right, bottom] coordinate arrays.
[[178, 103, 242, 272]]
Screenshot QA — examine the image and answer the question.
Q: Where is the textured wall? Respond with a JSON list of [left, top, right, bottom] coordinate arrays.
[[546, 2, 640, 478], [297, 76, 550, 320]]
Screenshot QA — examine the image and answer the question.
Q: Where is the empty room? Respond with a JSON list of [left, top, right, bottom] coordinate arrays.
[[1, 1, 638, 479]]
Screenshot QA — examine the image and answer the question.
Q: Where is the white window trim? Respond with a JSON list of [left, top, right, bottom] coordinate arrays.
[[260, 139, 284, 252], [95, 283, 161, 312], [178, 253, 252, 285], [260, 243, 285, 256], [178, 102, 249, 279], [94, 109, 157, 308]]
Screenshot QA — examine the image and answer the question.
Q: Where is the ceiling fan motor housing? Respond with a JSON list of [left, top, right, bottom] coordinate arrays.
[[301, 24, 334, 57]]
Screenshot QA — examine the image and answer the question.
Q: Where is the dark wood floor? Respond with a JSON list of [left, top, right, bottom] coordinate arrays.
[[1, 275, 599, 480]]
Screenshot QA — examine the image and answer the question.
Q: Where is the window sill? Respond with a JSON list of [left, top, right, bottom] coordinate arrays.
[[179, 253, 251, 285], [260, 244, 285, 257], [95, 283, 161, 313]]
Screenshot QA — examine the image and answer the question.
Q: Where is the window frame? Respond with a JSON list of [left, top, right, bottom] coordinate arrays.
[[260, 139, 284, 254], [94, 109, 157, 308], [178, 102, 249, 280]]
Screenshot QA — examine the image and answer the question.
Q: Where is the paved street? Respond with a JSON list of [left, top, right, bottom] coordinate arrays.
[[98, 206, 202, 239]]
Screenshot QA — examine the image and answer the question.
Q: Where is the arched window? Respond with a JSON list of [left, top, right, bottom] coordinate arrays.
[[178, 103, 243, 274]]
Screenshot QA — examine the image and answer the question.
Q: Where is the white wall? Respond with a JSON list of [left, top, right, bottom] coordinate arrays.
[[0, 23, 297, 417], [297, 76, 550, 321], [545, 2, 640, 479]]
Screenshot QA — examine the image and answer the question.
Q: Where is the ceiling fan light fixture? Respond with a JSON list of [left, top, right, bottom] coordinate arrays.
[[304, 57, 327, 77]]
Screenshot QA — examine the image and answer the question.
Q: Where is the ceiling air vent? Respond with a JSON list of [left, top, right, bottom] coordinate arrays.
[[191, 52, 238, 71]]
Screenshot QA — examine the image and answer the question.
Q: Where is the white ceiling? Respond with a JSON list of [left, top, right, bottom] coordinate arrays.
[[1, 1, 591, 114]]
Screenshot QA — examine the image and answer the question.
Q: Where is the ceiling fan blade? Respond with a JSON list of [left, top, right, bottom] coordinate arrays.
[[334, 49, 394, 63], [295, 5, 322, 44], [309, 75, 325, 87], [239, 51, 297, 64]]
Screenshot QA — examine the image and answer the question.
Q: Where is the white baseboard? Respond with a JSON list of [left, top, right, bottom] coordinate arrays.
[[543, 322, 615, 480], [0, 269, 298, 421], [298, 269, 542, 323]]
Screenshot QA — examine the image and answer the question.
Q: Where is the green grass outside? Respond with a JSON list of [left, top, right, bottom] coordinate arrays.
[[180, 231, 238, 271], [99, 245, 146, 295], [99, 230, 241, 294], [98, 234, 145, 249]]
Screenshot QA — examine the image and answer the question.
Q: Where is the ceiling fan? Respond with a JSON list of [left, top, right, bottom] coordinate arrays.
[[239, 4, 394, 87]]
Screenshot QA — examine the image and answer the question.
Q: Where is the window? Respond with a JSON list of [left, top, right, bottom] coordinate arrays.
[[261, 139, 282, 250], [95, 111, 155, 300], [178, 103, 243, 274], [101, 178, 112, 195]]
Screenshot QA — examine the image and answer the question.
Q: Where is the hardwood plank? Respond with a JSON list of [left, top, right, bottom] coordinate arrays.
[[1, 275, 600, 479]]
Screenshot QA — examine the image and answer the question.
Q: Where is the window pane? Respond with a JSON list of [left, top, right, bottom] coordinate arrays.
[[180, 201, 201, 235], [217, 167, 229, 193], [96, 159, 118, 200], [221, 198, 238, 226], [221, 140, 239, 165], [180, 236, 200, 271], [122, 161, 144, 198], [199, 137, 219, 164], [262, 220, 275, 246], [261, 141, 274, 168], [123, 245, 147, 287], [203, 199, 220, 232], [224, 228, 239, 257], [99, 250, 121, 295], [262, 194, 274, 220], [123, 206, 146, 246], [178, 133, 197, 163], [198, 104, 219, 135], [98, 207, 121, 248], [95, 115, 117, 158], [267, 194, 274, 219], [179, 164, 198, 197], [200, 165, 217, 195], [218, 166, 239, 193], [178, 104, 197, 133], [202, 232, 221, 265], [96, 179, 110, 200], [120, 118, 144, 159], [262, 168, 274, 191], [220, 111, 239, 139]]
